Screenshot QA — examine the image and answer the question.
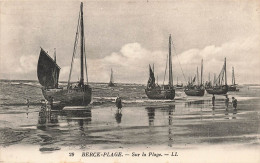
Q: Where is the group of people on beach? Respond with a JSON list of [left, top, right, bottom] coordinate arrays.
[[212, 94, 237, 110]]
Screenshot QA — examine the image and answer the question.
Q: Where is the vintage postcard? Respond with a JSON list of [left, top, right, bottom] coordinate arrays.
[[0, 0, 259, 162]]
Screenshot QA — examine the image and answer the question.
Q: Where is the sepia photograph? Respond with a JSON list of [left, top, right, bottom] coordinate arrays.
[[0, 0, 259, 162]]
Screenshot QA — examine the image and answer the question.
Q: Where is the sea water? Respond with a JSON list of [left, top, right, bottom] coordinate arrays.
[[0, 80, 259, 153]]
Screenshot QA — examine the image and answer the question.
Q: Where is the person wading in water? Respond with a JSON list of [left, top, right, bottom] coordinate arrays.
[[232, 97, 237, 110], [225, 95, 229, 110], [212, 94, 215, 107], [115, 94, 122, 113]]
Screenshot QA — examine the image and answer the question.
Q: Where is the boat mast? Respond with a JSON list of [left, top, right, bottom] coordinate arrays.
[[54, 48, 56, 63], [232, 66, 235, 85], [214, 73, 216, 86], [201, 59, 203, 85], [80, 2, 84, 86], [224, 58, 227, 85], [53, 48, 57, 88], [169, 34, 173, 86], [197, 66, 199, 86]]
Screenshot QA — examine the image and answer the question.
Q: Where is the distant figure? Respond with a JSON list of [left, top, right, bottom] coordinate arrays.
[[26, 99, 30, 118], [50, 97, 54, 110], [225, 95, 229, 109], [115, 94, 122, 111], [232, 97, 237, 110], [212, 94, 215, 107], [26, 99, 30, 108], [40, 99, 46, 110]]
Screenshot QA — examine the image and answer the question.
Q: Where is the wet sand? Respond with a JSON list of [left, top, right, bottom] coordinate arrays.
[[0, 82, 260, 162]]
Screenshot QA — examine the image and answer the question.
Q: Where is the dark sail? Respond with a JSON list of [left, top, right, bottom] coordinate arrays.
[[147, 65, 156, 88], [37, 48, 60, 88]]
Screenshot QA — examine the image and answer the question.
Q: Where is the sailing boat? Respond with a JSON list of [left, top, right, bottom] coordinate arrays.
[[108, 68, 115, 87], [205, 58, 228, 95], [184, 59, 205, 96], [145, 35, 175, 100], [228, 67, 239, 91], [37, 2, 92, 106]]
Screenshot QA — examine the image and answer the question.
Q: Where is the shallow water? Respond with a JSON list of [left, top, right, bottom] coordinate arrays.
[[0, 80, 259, 153]]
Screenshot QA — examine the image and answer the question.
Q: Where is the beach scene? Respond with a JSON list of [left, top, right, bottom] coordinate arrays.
[[0, 81, 259, 157], [1, 0, 260, 163]]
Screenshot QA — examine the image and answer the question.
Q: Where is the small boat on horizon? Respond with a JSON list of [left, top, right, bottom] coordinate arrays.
[[37, 2, 92, 106], [205, 58, 228, 95], [184, 59, 205, 96], [108, 68, 115, 87], [145, 34, 175, 100], [228, 67, 239, 91]]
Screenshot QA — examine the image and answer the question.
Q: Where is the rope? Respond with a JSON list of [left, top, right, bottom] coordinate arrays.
[[67, 11, 81, 88], [171, 39, 187, 83], [83, 34, 88, 84], [163, 54, 168, 85]]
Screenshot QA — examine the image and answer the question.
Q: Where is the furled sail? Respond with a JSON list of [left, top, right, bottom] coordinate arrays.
[[37, 48, 60, 88]]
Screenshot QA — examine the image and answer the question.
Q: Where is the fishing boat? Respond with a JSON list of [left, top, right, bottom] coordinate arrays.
[[205, 58, 228, 95], [108, 68, 115, 87], [145, 35, 175, 100], [37, 2, 92, 106], [228, 67, 239, 91], [184, 59, 205, 96]]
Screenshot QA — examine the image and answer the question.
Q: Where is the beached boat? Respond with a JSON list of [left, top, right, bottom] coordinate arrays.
[[108, 68, 115, 87], [206, 58, 228, 95], [37, 2, 92, 106], [228, 67, 239, 91], [184, 59, 205, 96], [145, 35, 175, 100]]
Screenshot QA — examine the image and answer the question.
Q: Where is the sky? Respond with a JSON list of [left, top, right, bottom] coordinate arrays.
[[0, 0, 260, 84]]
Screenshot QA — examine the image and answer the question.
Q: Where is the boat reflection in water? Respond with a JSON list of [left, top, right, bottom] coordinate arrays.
[[185, 100, 205, 107], [145, 107, 155, 126], [167, 105, 175, 147], [63, 108, 92, 130], [145, 105, 175, 147], [37, 106, 59, 131]]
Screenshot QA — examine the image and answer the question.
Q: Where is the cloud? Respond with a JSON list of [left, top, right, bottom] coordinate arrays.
[[176, 36, 260, 84], [0, 36, 259, 84], [17, 55, 38, 73], [83, 36, 260, 84]]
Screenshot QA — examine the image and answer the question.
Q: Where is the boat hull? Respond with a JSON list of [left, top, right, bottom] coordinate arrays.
[[145, 87, 175, 100], [108, 82, 115, 87], [206, 85, 228, 95], [184, 88, 205, 96], [228, 85, 239, 91], [42, 86, 92, 106]]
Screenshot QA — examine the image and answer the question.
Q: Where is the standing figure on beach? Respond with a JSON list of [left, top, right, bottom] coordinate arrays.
[[50, 97, 54, 110], [232, 97, 237, 110], [212, 94, 215, 107], [225, 95, 229, 109], [115, 94, 122, 112], [26, 99, 30, 118]]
